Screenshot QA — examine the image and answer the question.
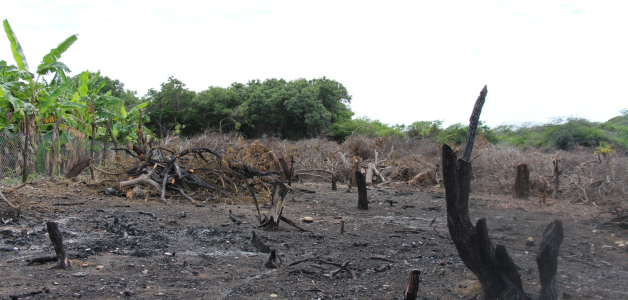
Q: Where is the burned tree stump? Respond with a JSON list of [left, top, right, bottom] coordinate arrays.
[[403, 269, 421, 300], [514, 163, 530, 199], [331, 175, 337, 191], [443, 86, 563, 300], [356, 171, 368, 210], [46, 222, 71, 268], [262, 181, 287, 228], [537, 220, 564, 300]]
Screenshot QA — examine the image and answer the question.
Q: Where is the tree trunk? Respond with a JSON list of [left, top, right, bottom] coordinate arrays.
[[551, 156, 560, 199], [22, 111, 29, 183], [278, 157, 291, 181], [103, 120, 110, 167], [462, 85, 488, 162], [536, 220, 564, 300], [403, 270, 421, 300], [514, 163, 529, 199], [356, 171, 368, 210], [46, 222, 71, 268], [50, 116, 65, 179], [365, 163, 375, 186], [65, 158, 92, 179], [443, 144, 528, 299], [90, 121, 96, 180], [331, 175, 337, 190], [137, 109, 144, 148], [268, 181, 287, 228]]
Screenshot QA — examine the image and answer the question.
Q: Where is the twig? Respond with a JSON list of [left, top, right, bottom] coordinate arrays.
[[138, 211, 156, 218], [6, 183, 26, 193], [560, 255, 600, 268], [0, 190, 19, 210], [90, 163, 125, 176]]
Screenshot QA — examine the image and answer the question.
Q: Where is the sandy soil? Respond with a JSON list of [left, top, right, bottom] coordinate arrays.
[[1, 181, 627, 299]]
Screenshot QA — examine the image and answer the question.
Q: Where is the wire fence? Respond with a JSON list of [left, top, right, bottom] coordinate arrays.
[[0, 131, 100, 183]]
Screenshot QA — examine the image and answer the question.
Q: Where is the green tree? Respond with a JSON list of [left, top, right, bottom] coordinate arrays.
[[144, 77, 196, 137]]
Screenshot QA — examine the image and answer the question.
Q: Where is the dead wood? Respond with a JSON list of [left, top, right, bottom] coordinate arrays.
[[536, 220, 564, 300], [551, 155, 561, 199], [46, 222, 71, 268], [248, 185, 263, 223], [365, 162, 375, 185], [53, 202, 84, 206], [5, 183, 26, 193], [443, 144, 563, 300], [265, 249, 282, 268], [443, 86, 563, 300], [329, 261, 355, 279], [251, 230, 271, 253], [138, 211, 156, 218], [279, 215, 307, 232], [119, 164, 161, 192], [0, 190, 18, 210], [263, 181, 287, 228], [407, 169, 436, 185], [404, 269, 421, 300], [461, 85, 487, 162], [65, 158, 92, 179], [374, 264, 391, 272], [514, 163, 530, 199], [9, 289, 44, 300], [26, 255, 58, 265], [356, 171, 368, 210], [229, 210, 242, 225]]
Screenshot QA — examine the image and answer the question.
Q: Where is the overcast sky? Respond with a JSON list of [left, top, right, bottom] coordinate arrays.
[[2, 1, 627, 128]]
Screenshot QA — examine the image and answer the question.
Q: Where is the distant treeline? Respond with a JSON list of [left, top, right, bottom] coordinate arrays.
[[142, 77, 628, 150]]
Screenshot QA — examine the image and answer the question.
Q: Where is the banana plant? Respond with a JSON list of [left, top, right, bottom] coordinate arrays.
[[1, 19, 78, 132]]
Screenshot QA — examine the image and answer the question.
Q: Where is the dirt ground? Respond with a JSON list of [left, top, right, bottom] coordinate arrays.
[[1, 180, 627, 300]]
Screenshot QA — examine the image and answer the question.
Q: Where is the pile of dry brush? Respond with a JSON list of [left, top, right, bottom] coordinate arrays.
[[98, 132, 628, 212]]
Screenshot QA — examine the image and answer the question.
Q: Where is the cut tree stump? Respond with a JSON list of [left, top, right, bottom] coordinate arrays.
[[514, 163, 530, 199], [46, 222, 71, 268], [262, 181, 287, 228], [356, 171, 368, 210], [65, 158, 92, 179], [403, 269, 421, 300]]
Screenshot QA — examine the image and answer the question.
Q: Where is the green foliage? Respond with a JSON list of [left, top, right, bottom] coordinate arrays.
[[434, 121, 497, 145], [145, 77, 353, 140], [144, 77, 196, 137], [330, 117, 404, 142], [406, 120, 443, 139]]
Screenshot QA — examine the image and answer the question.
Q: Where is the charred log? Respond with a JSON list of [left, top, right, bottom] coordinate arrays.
[[356, 171, 368, 210]]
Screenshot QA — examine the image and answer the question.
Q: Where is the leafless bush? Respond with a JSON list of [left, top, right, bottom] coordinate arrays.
[[108, 132, 627, 211]]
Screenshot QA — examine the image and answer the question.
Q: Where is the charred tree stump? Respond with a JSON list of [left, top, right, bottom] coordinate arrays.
[[444, 144, 527, 299], [265, 249, 281, 268], [514, 163, 530, 199], [331, 175, 337, 190], [46, 222, 71, 268], [443, 86, 563, 300], [251, 230, 271, 253], [403, 269, 421, 300], [356, 171, 368, 210], [536, 220, 564, 300]]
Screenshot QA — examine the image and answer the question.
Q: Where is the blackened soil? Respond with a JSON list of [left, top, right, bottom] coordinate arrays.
[[1, 182, 627, 299]]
